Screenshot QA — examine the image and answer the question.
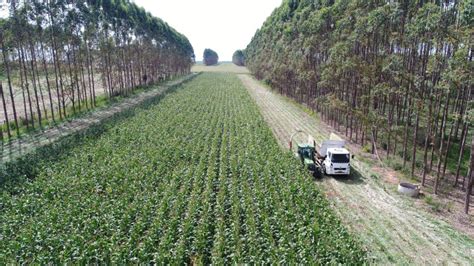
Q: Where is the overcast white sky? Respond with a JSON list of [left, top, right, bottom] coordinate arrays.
[[133, 0, 282, 61]]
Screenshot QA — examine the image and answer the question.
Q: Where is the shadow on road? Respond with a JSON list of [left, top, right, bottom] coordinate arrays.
[[332, 167, 366, 185], [313, 166, 366, 185]]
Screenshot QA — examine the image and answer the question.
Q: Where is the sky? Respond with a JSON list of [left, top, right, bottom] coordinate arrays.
[[133, 0, 282, 61]]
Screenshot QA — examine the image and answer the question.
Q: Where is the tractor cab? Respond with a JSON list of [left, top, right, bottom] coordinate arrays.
[[297, 144, 316, 171]]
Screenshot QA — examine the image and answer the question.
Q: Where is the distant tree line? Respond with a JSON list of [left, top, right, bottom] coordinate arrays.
[[232, 50, 245, 66], [203, 48, 219, 66], [0, 0, 194, 139], [246, 0, 473, 213]]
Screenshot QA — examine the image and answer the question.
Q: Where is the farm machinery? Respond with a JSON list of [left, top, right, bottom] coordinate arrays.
[[290, 130, 352, 176]]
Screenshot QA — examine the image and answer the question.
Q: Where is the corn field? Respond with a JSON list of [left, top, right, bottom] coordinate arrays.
[[0, 73, 366, 264]]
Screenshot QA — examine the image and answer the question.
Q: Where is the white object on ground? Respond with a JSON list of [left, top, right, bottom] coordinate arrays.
[[398, 183, 420, 197]]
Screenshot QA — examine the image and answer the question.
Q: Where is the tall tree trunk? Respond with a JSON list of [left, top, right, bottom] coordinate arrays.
[[71, 45, 82, 112], [455, 123, 468, 187], [434, 91, 450, 194], [78, 52, 89, 110], [403, 96, 413, 168], [19, 47, 35, 129], [1, 36, 20, 136], [422, 100, 434, 186], [87, 44, 96, 106], [18, 53, 29, 129], [54, 43, 67, 118], [411, 103, 420, 177], [66, 50, 76, 114], [464, 135, 474, 214], [0, 84, 11, 138], [48, 2, 66, 118], [50, 38, 62, 120], [40, 40, 55, 122], [430, 91, 444, 171], [29, 42, 46, 125], [441, 123, 455, 178]]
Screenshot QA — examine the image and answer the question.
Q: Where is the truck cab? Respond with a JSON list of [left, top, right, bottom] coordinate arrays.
[[323, 148, 351, 175], [318, 140, 351, 176]]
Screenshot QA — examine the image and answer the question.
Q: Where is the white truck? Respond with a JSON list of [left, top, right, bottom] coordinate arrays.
[[317, 140, 351, 176]]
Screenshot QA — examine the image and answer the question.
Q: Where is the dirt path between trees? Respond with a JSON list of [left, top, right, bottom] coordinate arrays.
[[239, 74, 474, 265], [1, 74, 197, 164]]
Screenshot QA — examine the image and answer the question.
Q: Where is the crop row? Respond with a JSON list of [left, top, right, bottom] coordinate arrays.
[[0, 73, 365, 263]]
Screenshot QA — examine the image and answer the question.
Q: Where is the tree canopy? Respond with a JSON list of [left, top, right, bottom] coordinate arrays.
[[232, 50, 245, 66], [203, 49, 219, 66]]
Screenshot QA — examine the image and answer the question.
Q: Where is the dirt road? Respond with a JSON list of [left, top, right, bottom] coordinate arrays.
[[239, 74, 474, 264]]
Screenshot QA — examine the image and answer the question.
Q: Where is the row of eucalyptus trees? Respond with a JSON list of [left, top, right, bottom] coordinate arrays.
[[246, 0, 473, 212], [0, 0, 194, 139]]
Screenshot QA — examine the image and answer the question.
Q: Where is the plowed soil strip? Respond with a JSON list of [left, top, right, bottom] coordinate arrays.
[[239, 74, 474, 264]]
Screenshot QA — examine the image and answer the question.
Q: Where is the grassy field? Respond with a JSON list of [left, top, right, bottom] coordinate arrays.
[[192, 62, 250, 74], [0, 73, 365, 264]]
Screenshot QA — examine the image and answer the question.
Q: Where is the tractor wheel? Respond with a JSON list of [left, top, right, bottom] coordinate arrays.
[[313, 169, 322, 178]]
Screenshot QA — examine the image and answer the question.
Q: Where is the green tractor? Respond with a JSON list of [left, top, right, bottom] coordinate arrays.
[[297, 144, 317, 171], [290, 130, 320, 174]]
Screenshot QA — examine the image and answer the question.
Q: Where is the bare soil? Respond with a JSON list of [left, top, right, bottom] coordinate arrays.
[[239, 74, 474, 265]]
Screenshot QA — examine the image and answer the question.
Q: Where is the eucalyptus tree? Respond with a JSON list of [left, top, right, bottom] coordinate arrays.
[[203, 49, 219, 66], [0, 19, 19, 136], [0, 0, 194, 138], [245, 0, 473, 211], [232, 50, 245, 66]]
